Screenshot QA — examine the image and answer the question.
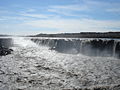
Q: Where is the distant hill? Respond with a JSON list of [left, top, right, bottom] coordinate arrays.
[[29, 32, 120, 38], [0, 34, 12, 37]]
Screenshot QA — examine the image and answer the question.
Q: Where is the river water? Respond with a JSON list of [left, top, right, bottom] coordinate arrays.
[[0, 37, 120, 90]]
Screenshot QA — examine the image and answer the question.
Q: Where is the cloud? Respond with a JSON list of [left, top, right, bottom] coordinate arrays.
[[48, 4, 89, 16], [23, 18, 120, 33], [0, 10, 10, 14], [49, 5, 88, 11], [0, 18, 6, 21], [82, 0, 120, 12], [26, 9, 36, 12], [21, 13, 50, 19], [106, 8, 120, 13], [0, 0, 120, 35], [0, 16, 32, 21], [47, 1, 120, 17]]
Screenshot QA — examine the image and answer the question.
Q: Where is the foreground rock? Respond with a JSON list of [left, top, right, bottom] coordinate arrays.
[[0, 46, 13, 56]]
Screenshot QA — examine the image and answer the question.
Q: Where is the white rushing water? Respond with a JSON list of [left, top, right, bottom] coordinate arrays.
[[0, 37, 120, 90]]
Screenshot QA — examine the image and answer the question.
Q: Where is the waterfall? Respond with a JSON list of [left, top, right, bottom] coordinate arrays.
[[31, 38, 120, 58], [113, 41, 118, 57], [12, 37, 38, 47]]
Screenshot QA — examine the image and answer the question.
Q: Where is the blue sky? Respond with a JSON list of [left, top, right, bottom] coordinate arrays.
[[0, 0, 120, 35]]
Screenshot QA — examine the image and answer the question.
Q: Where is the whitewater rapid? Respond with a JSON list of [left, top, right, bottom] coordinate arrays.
[[0, 37, 120, 90]]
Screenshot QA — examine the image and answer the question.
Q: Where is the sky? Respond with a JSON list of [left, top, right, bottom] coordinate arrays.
[[0, 0, 120, 35]]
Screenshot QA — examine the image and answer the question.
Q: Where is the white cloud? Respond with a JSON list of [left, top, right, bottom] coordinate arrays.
[[106, 8, 120, 13], [49, 5, 88, 11], [21, 13, 50, 19], [0, 1, 120, 35], [0, 16, 32, 21], [48, 4, 89, 16], [82, 0, 120, 13], [47, 1, 120, 16], [23, 18, 120, 33], [27, 9, 36, 12]]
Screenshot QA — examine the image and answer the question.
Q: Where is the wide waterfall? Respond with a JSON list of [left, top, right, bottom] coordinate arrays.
[[31, 38, 120, 58], [0, 37, 120, 90]]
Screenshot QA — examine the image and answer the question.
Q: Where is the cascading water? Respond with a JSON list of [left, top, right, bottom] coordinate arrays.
[[0, 37, 120, 90], [12, 37, 38, 47], [31, 38, 120, 58], [113, 41, 118, 57]]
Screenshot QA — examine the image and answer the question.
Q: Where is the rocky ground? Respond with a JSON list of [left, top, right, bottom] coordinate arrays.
[[0, 45, 120, 90]]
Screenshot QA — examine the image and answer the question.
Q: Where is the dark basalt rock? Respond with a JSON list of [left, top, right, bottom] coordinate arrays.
[[0, 46, 13, 56]]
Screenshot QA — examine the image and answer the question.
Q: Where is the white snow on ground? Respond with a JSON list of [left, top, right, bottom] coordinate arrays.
[[0, 37, 120, 90]]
